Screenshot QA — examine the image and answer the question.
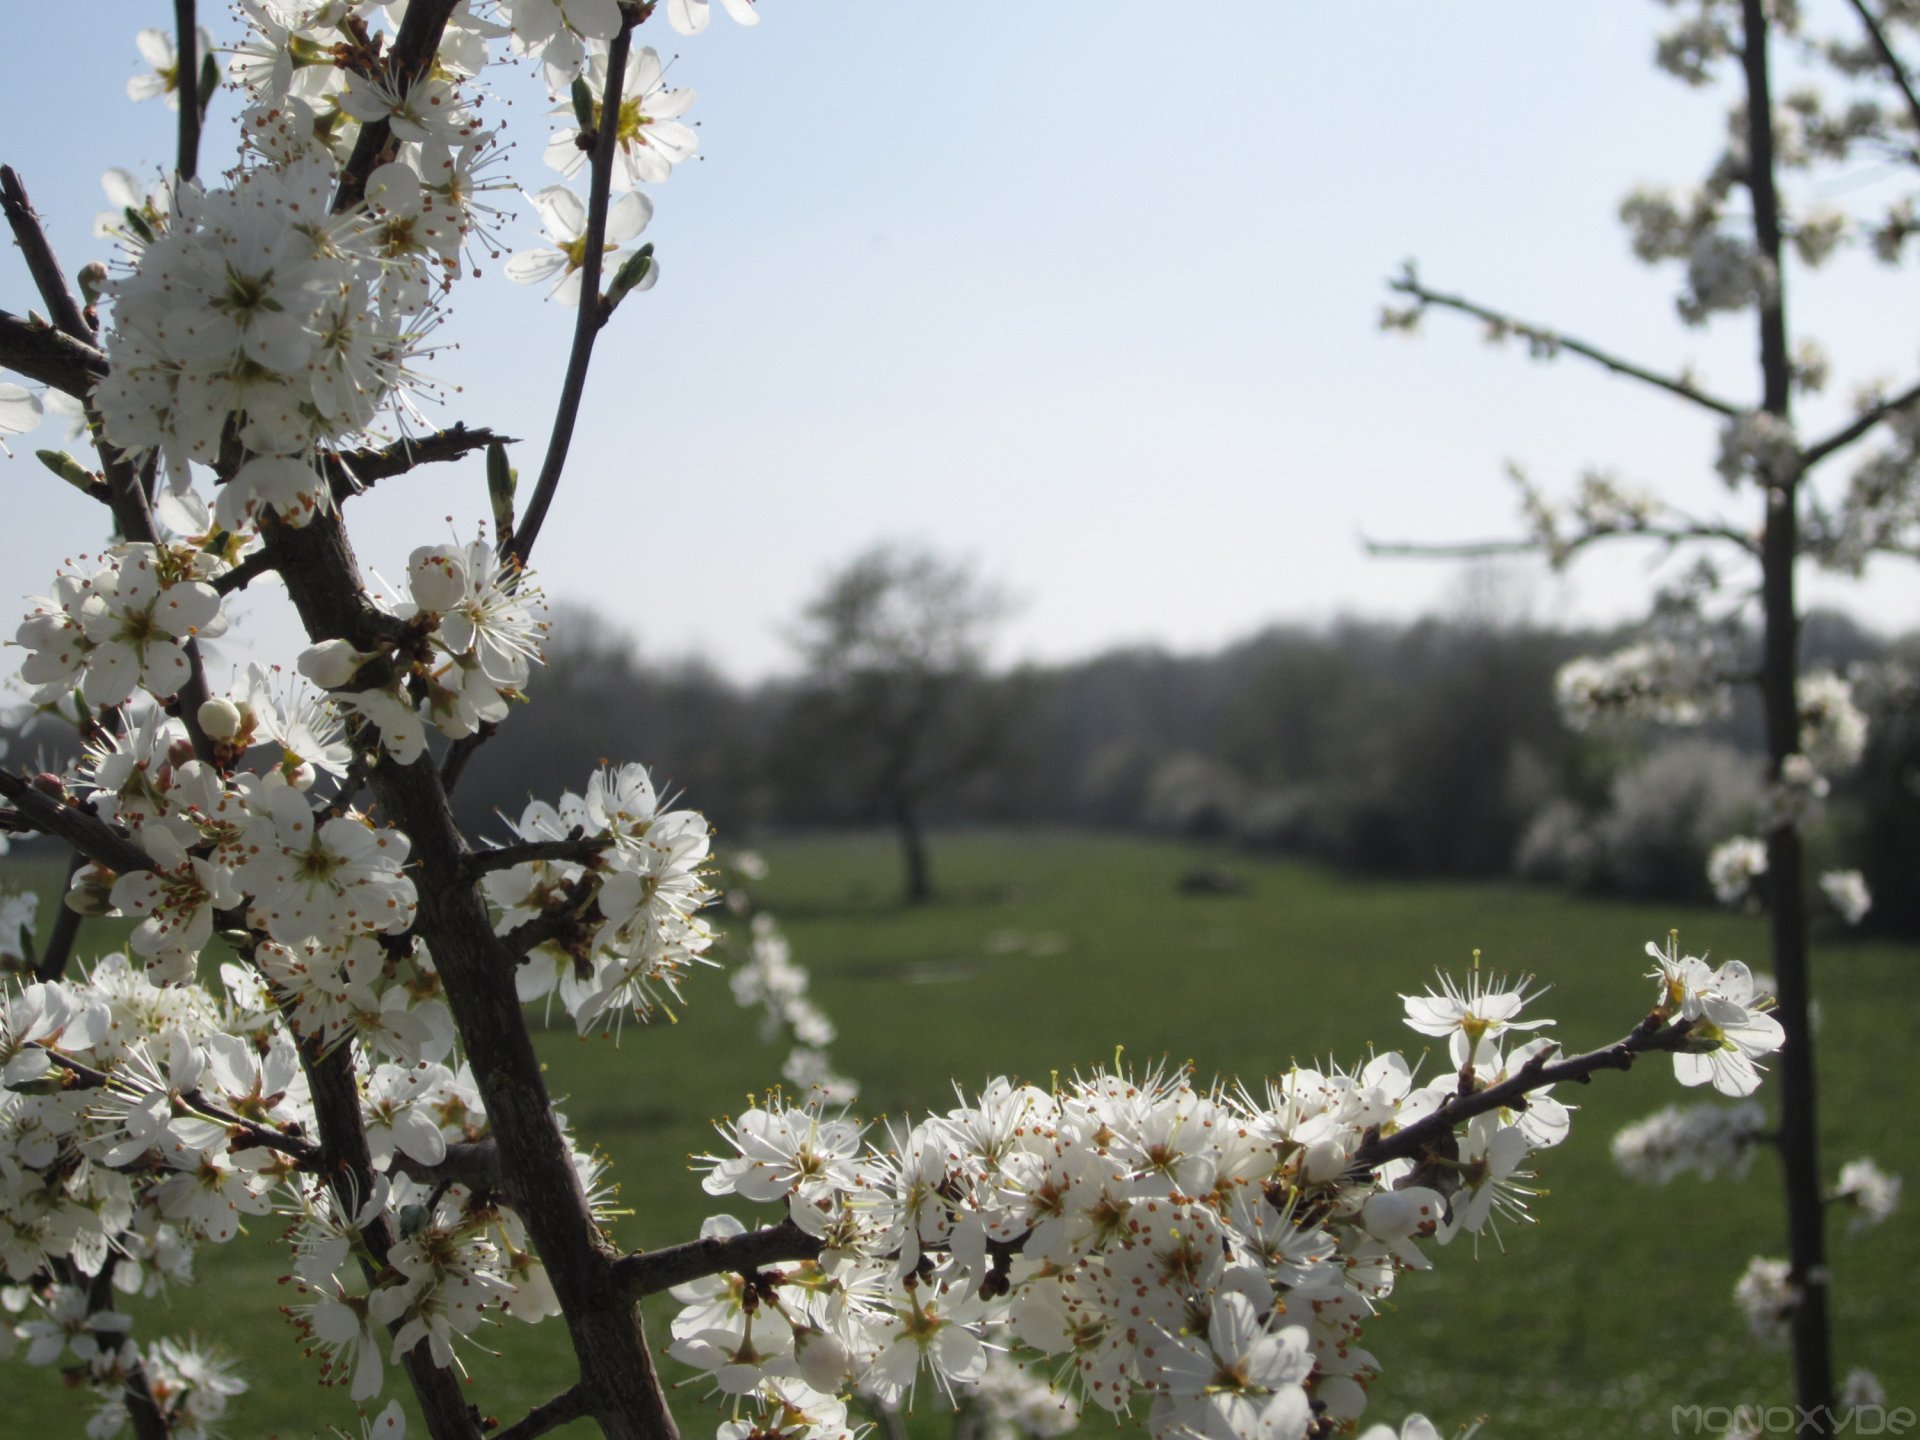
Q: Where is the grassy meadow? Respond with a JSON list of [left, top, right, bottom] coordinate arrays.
[[5, 830, 1915, 1437]]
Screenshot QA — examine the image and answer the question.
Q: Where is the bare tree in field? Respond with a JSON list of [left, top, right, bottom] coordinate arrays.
[[1377, 1, 1920, 1429], [785, 544, 1017, 903]]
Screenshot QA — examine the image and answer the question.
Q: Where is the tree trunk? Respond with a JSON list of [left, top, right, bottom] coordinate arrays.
[[893, 800, 932, 904], [1742, 2, 1836, 1430]]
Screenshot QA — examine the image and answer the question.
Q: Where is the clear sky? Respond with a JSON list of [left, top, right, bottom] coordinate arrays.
[[4, 1, 1917, 686]]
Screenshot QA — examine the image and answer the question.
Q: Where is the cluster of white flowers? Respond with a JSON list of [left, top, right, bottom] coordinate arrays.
[[1715, 411, 1801, 489], [1797, 671, 1868, 776], [729, 912, 858, 1103], [1515, 467, 1663, 568], [670, 947, 1779, 1440], [16, 544, 226, 709], [1612, 1100, 1767, 1184], [297, 537, 548, 766], [1554, 638, 1729, 729], [1819, 869, 1872, 927], [1707, 835, 1768, 907], [483, 762, 717, 1033], [1733, 1255, 1799, 1348], [1830, 1157, 1901, 1235]]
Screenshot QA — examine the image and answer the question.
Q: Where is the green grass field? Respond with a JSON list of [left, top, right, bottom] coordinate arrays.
[[5, 830, 1915, 1437]]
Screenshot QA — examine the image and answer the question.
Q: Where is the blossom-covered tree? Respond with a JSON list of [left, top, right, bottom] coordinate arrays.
[[0, 5, 1798, 1439], [1376, 0, 1916, 1429]]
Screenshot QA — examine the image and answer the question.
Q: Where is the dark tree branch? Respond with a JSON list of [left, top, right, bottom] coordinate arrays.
[[1845, 0, 1920, 145], [68, 1257, 174, 1440], [22, 1044, 324, 1168], [0, 771, 157, 875], [294, 1029, 485, 1440], [1, 166, 95, 342], [33, 848, 90, 982], [507, 12, 640, 569], [331, 1, 463, 215], [501, 907, 590, 958], [0, 309, 107, 394], [1349, 1018, 1695, 1173], [494, 1385, 594, 1440], [389, 1138, 503, 1192], [211, 547, 277, 597], [438, 728, 489, 796], [121, 1352, 174, 1440], [1388, 271, 1745, 417], [173, 0, 202, 182], [1800, 376, 1920, 469], [322, 424, 512, 502], [614, 1217, 824, 1301], [463, 833, 611, 882]]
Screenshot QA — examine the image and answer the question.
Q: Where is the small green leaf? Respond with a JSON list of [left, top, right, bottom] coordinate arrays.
[[487, 440, 517, 540], [605, 243, 656, 310], [571, 77, 597, 133], [197, 53, 220, 122], [37, 450, 98, 494]]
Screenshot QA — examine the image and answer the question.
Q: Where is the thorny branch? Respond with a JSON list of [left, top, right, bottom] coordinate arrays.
[[322, 424, 513, 502], [0, 309, 107, 395], [0, 770, 158, 876]]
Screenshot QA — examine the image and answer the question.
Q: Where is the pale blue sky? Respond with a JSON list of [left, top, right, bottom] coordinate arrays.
[[4, 1, 1917, 685]]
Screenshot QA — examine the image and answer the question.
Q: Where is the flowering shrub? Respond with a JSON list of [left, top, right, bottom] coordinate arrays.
[[0, 5, 1812, 1440]]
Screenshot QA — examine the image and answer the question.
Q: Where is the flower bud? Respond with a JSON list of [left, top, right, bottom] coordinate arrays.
[[64, 866, 117, 916], [408, 545, 469, 614], [298, 638, 373, 689], [198, 696, 243, 740]]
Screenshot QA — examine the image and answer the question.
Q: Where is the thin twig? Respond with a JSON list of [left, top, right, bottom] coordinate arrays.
[[22, 1045, 324, 1168], [493, 1384, 594, 1440], [1800, 375, 1920, 469], [1845, 0, 1920, 145], [32, 849, 90, 982], [1389, 271, 1744, 417], [322, 424, 512, 501], [507, 10, 640, 569], [1364, 520, 1758, 562], [1350, 1017, 1695, 1172], [173, 0, 202, 181], [438, 728, 489, 795], [0, 166, 95, 341]]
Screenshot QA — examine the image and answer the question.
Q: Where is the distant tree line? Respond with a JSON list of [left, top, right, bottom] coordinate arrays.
[[428, 601, 1916, 932]]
